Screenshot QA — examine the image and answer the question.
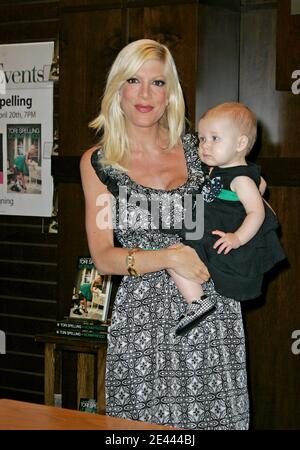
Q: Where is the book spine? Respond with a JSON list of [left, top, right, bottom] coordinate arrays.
[[56, 322, 108, 332], [56, 329, 107, 340], [62, 317, 110, 326]]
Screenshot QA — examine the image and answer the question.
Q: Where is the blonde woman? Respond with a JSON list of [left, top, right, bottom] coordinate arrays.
[[80, 39, 249, 430]]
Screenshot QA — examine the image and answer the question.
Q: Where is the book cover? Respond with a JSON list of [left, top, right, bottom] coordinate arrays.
[[78, 398, 98, 414], [69, 256, 113, 322]]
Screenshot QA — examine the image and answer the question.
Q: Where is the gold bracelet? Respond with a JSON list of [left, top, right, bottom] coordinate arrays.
[[126, 248, 140, 276]]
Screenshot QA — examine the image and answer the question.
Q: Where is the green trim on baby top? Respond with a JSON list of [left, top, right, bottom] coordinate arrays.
[[217, 189, 239, 201]]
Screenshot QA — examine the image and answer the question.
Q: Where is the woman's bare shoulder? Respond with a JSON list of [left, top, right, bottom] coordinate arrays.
[[80, 145, 99, 167], [80, 145, 108, 193]]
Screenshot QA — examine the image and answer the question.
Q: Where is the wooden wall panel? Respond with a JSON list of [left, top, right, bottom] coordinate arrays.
[[2, 316, 55, 335], [239, 2, 300, 430], [0, 0, 58, 44], [0, 298, 56, 319], [240, 7, 300, 159], [127, 3, 198, 128], [0, 2, 58, 22], [1, 353, 44, 374], [243, 187, 300, 430], [0, 371, 43, 392], [0, 387, 43, 405], [276, 0, 300, 91], [0, 280, 57, 301], [126, 0, 197, 5], [240, 8, 281, 157], [1, 241, 57, 262], [0, 261, 57, 280], [61, 0, 122, 9], [6, 333, 45, 355], [196, 3, 240, 119], [242, 0, 278, 5], [59, 8, 124, 155]]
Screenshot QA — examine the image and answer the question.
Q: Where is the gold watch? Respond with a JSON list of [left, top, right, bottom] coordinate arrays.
[[126, 248, 140, 276]]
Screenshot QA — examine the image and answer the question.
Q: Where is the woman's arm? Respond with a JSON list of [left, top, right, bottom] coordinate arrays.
[[80, 148, 210, 283], [212, 176, 265, 255]]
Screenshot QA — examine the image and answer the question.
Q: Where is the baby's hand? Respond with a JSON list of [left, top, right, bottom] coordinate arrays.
[[212, 230, 241, 254]]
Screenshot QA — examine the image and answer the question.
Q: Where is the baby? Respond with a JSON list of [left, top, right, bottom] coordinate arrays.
[[168, 102, 286, 335]]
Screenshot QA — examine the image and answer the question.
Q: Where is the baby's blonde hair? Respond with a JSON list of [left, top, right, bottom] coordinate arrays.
[[200, 102, 257, 154], [90, 39, 186, 170]]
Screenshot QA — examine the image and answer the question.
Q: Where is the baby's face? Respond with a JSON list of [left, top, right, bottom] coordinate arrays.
[[198, 115, 244, 168]]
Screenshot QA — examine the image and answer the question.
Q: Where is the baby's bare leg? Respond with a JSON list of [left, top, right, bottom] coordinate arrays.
[[168, 268, 216, 336], [167, 268, 204, 304]]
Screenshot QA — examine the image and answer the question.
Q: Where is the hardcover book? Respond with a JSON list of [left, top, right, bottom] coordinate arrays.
[[78, 398, 98, 414], [69, 256, 113, 323], [57, 318, 109, 332], [56, 328, 107, 341]]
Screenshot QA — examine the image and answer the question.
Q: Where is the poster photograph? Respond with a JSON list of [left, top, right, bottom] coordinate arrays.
[[0, 42, 54, 216], [7, 124, 41, 194]]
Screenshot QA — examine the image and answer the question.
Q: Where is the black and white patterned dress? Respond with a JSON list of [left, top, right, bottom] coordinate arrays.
[[91, 134, 250, 430]]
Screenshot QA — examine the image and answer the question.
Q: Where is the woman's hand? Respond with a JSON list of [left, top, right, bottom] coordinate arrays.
[[167, 243, 210, 284]]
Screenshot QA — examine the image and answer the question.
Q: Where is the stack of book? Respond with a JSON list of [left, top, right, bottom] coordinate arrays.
[[55, 317, 109, 341]]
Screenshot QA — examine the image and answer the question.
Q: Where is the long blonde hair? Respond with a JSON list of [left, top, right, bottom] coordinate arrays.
[[89, 39, 186, 170]]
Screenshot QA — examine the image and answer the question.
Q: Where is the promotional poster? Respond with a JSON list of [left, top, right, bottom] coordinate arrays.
[[0, 42, 54, 216]]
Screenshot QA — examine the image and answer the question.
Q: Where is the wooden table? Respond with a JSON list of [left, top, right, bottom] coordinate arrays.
[[0, 399, 176, 430], [35, 333, 107, 412]]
